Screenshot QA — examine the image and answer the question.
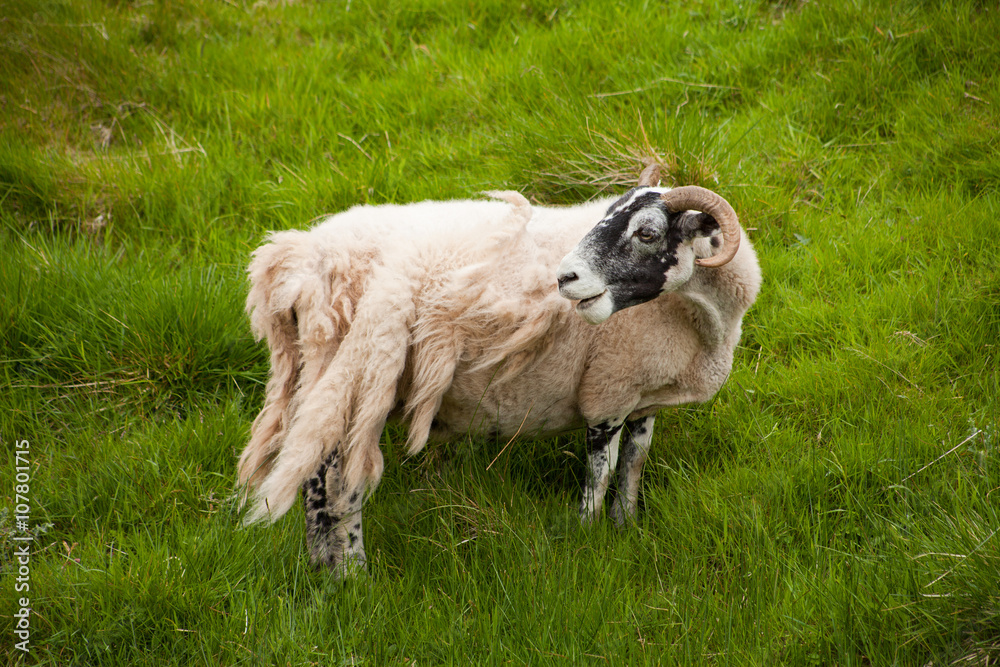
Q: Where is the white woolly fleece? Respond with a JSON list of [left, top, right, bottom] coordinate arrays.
[[237, 190, 761, 525]]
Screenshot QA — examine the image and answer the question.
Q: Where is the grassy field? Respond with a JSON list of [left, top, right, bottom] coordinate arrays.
[[2, 0, 999, 664]]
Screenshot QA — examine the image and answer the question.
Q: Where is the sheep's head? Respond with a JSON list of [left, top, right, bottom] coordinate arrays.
[[556, 186, 741, 325]]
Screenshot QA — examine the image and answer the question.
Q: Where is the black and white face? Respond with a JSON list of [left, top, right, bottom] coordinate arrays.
[[556, 187, 721, 324]]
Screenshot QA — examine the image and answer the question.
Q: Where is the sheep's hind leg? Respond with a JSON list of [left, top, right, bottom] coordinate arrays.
[[610, 415, 655, 527], [579, 419, 625, 523], [302, 449, 368, 577]]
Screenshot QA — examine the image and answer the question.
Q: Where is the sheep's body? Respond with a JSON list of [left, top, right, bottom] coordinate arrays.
[[239, 187, 760, 574]]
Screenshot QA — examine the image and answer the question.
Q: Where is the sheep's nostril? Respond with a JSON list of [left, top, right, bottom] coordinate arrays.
[[557, 272, 578, 288]]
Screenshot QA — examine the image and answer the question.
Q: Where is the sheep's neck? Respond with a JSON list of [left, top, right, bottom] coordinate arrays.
[[674, 273, 741, 350]]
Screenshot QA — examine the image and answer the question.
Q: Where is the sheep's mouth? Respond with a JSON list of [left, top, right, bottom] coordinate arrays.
[[576, 290, 607, 310]]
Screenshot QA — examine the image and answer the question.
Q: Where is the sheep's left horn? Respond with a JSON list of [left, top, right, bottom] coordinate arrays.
[[638, 161, 661, 187], [661, 186, 741, 268]]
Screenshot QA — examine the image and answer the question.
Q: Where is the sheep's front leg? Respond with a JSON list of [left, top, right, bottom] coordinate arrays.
[[579, 419, 625, 523], [610, 415, 655, 526], [302, 449, 368, 577]]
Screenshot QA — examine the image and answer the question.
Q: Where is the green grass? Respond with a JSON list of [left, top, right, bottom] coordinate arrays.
[[2, 0, 999, 664]]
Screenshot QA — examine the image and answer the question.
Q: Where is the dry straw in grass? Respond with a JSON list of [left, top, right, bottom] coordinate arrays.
[[533, 120, 720, 199]]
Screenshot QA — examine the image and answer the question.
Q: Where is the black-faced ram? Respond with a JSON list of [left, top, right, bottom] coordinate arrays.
[[238, 165, 761, 575]]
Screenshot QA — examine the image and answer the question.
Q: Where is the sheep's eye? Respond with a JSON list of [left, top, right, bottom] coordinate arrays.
[[635, 228, 658, 243]]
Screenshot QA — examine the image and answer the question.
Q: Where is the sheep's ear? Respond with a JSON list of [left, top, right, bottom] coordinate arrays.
[[676, 211, 721, 240]]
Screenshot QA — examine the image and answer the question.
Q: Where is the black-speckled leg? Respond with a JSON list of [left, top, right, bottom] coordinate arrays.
[[610, 416, 655, 526], [579, 419, 625, 523], [302, 448, 367, 577]]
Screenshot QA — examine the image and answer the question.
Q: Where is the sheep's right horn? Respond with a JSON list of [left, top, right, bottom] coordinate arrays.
[[638, 161, 661, 187], [660, 186, 741, 268]]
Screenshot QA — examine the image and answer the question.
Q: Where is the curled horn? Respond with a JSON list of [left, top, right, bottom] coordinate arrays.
[[637, 160, 662, 187], [660, 186, 741, 268]]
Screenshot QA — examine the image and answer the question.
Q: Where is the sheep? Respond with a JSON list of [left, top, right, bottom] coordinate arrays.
[[237, 164, 761, 576]]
